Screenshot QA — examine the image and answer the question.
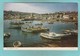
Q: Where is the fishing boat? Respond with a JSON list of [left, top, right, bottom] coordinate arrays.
[[4, 33, 11, 38], [21, 26, 49, 32], [40, 32, 71, 40], [63, 30, 71, 34], [21, 23, 49, 32], [64, 30, 78, 34], [26, 21, 32, 23], [9, 21, 24, 29], [35, 23, 43, 25], [13, 41, 21, 47], [10, 22, 24, 25], [71, 30, 78, 33]]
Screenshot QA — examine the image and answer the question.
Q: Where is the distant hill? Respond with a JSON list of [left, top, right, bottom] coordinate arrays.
[[4, 11, 78, 22], [4, 11, 38, 20]]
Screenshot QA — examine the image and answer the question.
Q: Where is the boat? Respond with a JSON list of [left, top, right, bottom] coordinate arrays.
[[10, 21, 24, 25], [35, 23, 43, 25], [21, 19, 34, 21], [63, 30, 71, 34], [71, 30, 78, 33], [40, 32, 71, 40], [21, 26, 49, 32], [26, 21, 32, 23], [4, 33, 11, 38], [21, 24, 49, 32], [9, 21, 24, 29], [9, 24, 22, 29], [64, 30, 78, 35], [13, 41, 21, 47]]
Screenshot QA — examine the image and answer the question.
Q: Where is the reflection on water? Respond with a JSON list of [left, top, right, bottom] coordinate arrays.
[[4, 20, 76, 47]]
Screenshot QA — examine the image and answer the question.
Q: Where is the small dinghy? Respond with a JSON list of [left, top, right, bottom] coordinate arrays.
[[13, 41, 21, 47], [4, 33, 11, 38]]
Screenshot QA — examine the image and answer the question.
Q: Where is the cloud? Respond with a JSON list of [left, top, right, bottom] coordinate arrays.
[[4, 3, 49, 13], [4, 3, 78, 13]]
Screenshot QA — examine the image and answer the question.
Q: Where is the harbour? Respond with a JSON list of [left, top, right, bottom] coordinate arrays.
[[4, 3, 78, 47], [4, 20, 77, 47]]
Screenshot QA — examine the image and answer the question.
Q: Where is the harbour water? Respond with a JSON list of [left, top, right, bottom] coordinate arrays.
[[4, 20, 76, 47]]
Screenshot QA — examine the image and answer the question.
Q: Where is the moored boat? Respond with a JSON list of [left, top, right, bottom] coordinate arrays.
[[13, 41, 21, 47], [21, 23, 49, 32], [4, 33, 11, 38], [63, 29, 78, 35], [35, 23, 43, 25], [21, 26, 49, 32], [10, 19, 24, 25], [40, 32, 71, 40], [10, 22, 24, 25], [9, 20, 24, 29]]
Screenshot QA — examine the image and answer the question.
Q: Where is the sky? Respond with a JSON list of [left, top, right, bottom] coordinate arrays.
[[4, 3, 78, 14]]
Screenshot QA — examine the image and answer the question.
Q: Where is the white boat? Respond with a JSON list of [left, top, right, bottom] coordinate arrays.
[[13, 41, 21, 47], [40, 32, 71, 40], [71, 30, 78, 33], [21, 23, 49, 32], [21, 26, 49, 32], [35, 23, 43, 25], [64, 30, 78, 35], [4, 33, 11, 38], [10, 22, 24, 25]]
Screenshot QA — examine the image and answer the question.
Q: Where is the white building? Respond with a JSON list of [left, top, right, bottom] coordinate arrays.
[[63, 15, 69, 19]]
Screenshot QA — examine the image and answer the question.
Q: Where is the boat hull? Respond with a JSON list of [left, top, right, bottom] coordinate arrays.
[[21, 28, 49, 33], [40, 32, 71, 40], [40, 35, 61, 40], [13, 41, 22, 47]]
